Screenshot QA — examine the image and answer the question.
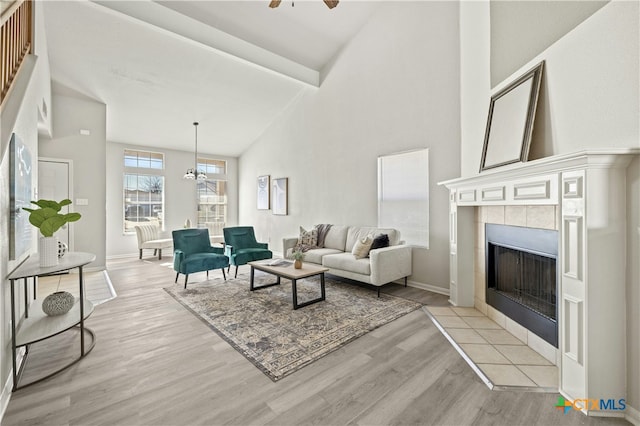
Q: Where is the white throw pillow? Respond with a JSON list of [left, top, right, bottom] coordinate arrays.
[[352, 235, 373, 259]]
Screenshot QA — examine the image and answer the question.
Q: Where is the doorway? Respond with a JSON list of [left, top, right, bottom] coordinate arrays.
[[38, 158, 73, 250]]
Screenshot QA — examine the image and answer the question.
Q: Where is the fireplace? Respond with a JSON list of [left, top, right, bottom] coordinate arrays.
[[485, 224, 558, 347], [442, 151, 634, 414]]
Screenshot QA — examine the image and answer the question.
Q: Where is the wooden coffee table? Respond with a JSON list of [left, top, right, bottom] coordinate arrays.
[[248, 260, 329, 310]]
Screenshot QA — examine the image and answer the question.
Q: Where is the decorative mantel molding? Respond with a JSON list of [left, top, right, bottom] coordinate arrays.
[[439, 149, 639, 206], [438, 149, 639, 418]]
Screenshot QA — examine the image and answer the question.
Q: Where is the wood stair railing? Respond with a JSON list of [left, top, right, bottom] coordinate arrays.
[[1, 0, 33, 106]]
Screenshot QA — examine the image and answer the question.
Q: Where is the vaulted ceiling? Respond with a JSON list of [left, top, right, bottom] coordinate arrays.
[[43, 1, 379, 156]]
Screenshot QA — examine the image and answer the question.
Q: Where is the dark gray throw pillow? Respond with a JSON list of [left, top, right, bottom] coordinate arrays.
[[369, 234, 389, 252]]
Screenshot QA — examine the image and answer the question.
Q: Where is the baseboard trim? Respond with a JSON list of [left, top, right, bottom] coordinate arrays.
[[105, 253, 173, 263], [0, 347, 25, 423], [626, 404, 640, 426], [404, 279, 450, 296], [106, 253, 138, 260], [0, 372, 13, 423]]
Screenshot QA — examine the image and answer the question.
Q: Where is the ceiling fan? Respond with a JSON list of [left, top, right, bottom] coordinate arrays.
[[269, 0, 339, 9]]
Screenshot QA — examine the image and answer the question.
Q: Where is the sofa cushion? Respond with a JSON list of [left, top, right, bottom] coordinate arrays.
[[303, 248, 343, 264], [323, 225, 349, 251], [351, 236, 373, 259], [140, 238, 173, 250], [345, 227, 400, 252], [180, 253, 229, 274], [322, 253, 371, 275], [233, 248, 273, 265]]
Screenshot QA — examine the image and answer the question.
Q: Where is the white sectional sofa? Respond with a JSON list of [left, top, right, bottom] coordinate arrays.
[[283, 225, 412, 296]]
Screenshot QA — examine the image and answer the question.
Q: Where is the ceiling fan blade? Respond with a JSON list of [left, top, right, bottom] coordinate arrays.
[[269, 0, 281, 8], [323, 0, 339, 8]]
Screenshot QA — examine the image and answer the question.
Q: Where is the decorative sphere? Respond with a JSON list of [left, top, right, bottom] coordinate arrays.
[[57, 241, 68, 258], [42, 291, 75, 316]]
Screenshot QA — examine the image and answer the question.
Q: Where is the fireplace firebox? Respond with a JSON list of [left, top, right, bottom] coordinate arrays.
[[485, 224, 558, 347]]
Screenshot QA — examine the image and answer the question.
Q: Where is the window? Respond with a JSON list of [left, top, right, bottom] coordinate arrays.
[[123, 150, 165, 233], [124, 149, 163, 169], [196, 158, 227, 238], [378, 148, 429, 247], [198, 158, 226, 175]]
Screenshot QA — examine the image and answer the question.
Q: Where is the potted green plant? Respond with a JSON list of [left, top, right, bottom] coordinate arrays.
[[23, 199, 81, 267], [291, 249, 305, 269]]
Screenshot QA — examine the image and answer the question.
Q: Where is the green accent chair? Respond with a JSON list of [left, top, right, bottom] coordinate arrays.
[[172, 228, 229, 288], [223, 226, 273, 278]]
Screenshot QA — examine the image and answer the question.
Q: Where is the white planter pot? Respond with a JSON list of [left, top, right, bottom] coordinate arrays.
[[39, 236, 59, 267]]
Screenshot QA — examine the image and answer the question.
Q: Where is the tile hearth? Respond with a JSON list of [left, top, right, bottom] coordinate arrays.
[[425, 306, 558, 392]]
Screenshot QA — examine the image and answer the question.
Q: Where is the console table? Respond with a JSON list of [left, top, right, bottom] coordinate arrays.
[[7, 252, 96, 390]]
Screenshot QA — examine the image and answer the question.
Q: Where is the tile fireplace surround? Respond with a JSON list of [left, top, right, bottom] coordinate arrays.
[[440, 149, 639, 419]]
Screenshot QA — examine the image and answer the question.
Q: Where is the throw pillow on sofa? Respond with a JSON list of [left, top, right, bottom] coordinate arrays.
[[298, 226, 318, 247], [369, 234, 390, 253], [352, 235, 373, 259]]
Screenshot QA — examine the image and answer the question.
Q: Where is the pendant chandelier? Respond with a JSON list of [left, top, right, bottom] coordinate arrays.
[[183, 122, 207, 181]]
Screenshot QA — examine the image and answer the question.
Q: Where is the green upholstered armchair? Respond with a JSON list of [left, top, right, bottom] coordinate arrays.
[[172, 228, 229, 288], [223, 226, 273, 278]]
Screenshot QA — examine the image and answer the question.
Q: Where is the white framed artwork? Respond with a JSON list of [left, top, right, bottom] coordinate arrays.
[[257, 175, 270, 210], [272, 177, 288, 215]]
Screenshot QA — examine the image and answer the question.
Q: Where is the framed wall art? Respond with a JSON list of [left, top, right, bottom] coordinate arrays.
[[9, 133, 33, 261], [257, 175, 270, 210], [479, 61, 544, 172], [272, 177, 288, 215]]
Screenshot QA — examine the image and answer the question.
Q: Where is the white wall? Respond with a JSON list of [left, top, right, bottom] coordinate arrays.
[[490, 0, 608, 88], [0, 1, 51, 411], [460, 0, 491, 178], [33, 0, 52, 137], [461, 0, 640, 415], [528, 0, 639, 159], [462, 1, 639, 176], [0, 57, 40, 414], [238, 2, 460, 292], [462, 0, 639, 177], [105, 141, 239, 258], [39, 91, 107, 269]]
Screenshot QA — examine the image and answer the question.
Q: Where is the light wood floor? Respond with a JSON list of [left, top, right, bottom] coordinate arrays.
[[2, 258, 629, 425]]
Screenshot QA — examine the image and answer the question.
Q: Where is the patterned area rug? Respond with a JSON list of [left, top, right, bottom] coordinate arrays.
[[164, 272, 422, 381]]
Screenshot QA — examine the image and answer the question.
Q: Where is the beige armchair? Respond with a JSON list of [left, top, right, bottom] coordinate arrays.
[[135, 224, 173, 260]]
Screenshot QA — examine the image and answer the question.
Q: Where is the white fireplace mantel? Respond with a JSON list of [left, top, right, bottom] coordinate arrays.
[[440, 149, 638, 206], [439, 149, 639, 417]]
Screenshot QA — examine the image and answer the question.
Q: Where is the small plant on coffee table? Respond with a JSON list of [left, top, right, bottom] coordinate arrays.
[[291, 249, 305, 269]]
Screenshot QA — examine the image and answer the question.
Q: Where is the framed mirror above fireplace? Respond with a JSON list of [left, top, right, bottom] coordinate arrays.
[[479, 61, 544, 172]]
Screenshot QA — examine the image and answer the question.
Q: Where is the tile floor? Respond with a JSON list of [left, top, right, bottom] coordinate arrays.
[[425, 305, 558, 392], [37, 270, 117, 306]]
